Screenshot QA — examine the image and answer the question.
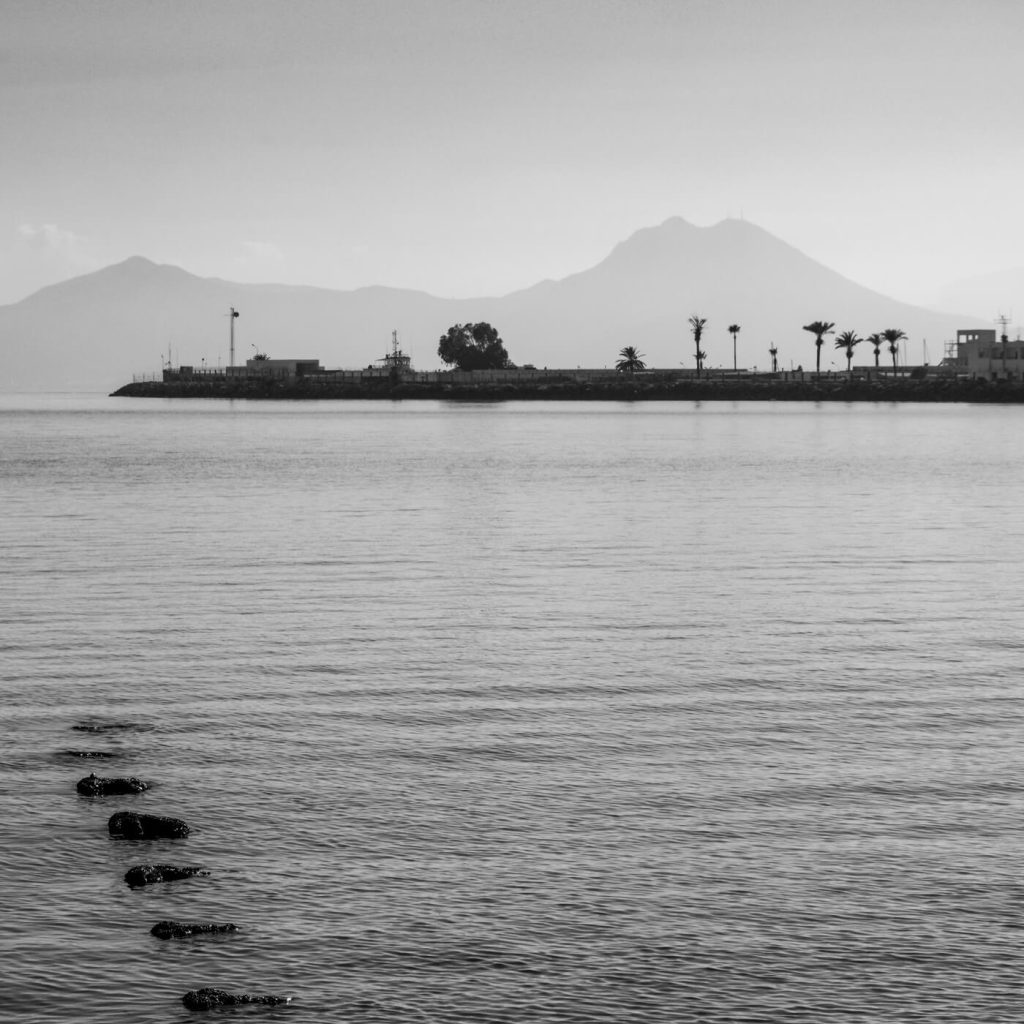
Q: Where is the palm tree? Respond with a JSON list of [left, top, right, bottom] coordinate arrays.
[[728, 323, 741, 371], [882, 328, 906, 372], [768, 343, 779, 373], [834, 330, 861, 374], [615, 346, 646, 373], [867, 333, 883, 368], [802, 321, 835, 376], [689, 316, 707, 378]]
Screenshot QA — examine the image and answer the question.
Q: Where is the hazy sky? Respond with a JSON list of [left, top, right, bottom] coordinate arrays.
[[3, 0, 1022, 306]]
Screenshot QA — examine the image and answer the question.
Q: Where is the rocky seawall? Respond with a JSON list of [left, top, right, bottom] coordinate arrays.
[[111, 376, 1024, 404]]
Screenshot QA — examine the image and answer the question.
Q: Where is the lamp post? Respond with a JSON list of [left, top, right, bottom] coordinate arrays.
[[228, 307, 240, 368]]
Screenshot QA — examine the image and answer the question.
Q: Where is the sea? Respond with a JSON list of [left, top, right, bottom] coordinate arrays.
[[2, 393, 1023, 1023]]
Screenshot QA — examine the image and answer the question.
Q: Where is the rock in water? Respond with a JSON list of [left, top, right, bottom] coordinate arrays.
[[151, 921, 237, 940], [77, 774, 149, 796], [108, 810, 190, 839], [71, 723, 137, 733], [182, 988, 288, 1010], [124, 864, 209, 888]]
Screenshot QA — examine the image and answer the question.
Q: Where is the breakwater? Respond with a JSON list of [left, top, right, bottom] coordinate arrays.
[[112, 374, 1024, 403]]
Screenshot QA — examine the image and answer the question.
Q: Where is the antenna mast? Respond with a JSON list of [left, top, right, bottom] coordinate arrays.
[[997, 313, 1010, 374]]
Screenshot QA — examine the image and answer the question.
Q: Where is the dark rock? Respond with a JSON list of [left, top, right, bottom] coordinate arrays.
[[108, 810, 190, 839], [72, 723, 137, 733], [125, 864, 209, 888], [182, 988, 288, 1010], [77, 773, 149, 796], [151, 920, 237, 940]]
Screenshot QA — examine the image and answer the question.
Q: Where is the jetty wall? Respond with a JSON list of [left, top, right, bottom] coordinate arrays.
[[112, 373, 1024, 404]]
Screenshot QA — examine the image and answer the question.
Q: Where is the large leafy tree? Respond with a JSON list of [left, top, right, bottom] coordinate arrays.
[[437, 322, 513, 371], [689, 316, 707, 378], [802, 320, 835, 375], [834, 330, 862, 374], [882, 328, 906, 371], [728, 323, 741, 371], [616, 346, 646, 373]]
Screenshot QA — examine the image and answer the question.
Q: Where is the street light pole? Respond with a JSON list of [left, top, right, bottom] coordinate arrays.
[[228, 307, 240, 368]]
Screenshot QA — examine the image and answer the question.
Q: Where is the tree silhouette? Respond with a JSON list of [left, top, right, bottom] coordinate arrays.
[[802, 321, 835, 376], [728, 323, 741, 371], [615, 346, 646, 373], [689, 316, 707, 378], [867, 333, 883, 368], [882, 328, 906, 372], [834, 330, 862, 374], [437, 322, 513, 371]]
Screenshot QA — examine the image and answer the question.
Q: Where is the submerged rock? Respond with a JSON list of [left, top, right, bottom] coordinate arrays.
[[71, 723, 138, 733], [151, 920, 237, 940], [182, 988, 288, 1011], [77, 773, 149, 796], [108, 810, 190, 839], [125, 864, 209, 888]]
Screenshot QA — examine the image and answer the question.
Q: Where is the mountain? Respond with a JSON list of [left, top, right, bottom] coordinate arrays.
[[929, 268, 1024, 329], [0, 218, 986, 392], [0, 257, 457, 392]]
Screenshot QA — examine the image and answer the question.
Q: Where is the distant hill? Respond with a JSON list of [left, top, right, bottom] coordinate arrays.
[[930, 268, 1024, 330], [0, 218, 985, 392]]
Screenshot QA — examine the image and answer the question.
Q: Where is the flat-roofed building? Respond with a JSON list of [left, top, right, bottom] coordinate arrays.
[[244, 358, 322, 379], [953, 329, 1024, 380]]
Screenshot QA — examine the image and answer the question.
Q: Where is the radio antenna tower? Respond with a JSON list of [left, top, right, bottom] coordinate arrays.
[[997, 313, 1010, 374], [996, 313, 1011, 342]]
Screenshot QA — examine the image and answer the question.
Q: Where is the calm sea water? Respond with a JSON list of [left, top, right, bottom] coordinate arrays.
[[2, 394, 1023, 1023]]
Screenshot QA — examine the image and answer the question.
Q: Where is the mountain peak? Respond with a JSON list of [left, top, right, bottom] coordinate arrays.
[[87, 255, 200, 287], [114, 255, 159, 270], [601, 217, 698, 267], [14, 254, 199, 309]]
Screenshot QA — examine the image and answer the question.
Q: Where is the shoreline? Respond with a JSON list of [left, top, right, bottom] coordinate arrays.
[[110, 376, 1024, 404]]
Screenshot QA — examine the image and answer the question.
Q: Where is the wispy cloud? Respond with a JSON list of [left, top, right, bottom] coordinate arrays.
[[226, 239, 287, 282], [239, 239, 285, 263], [0, 223, 102, 304], [17, 222, 90, 260]]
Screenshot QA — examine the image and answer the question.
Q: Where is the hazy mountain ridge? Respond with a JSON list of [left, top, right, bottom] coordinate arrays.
[[929, 267, 1024, 327], [0, 219, 988, 392]]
